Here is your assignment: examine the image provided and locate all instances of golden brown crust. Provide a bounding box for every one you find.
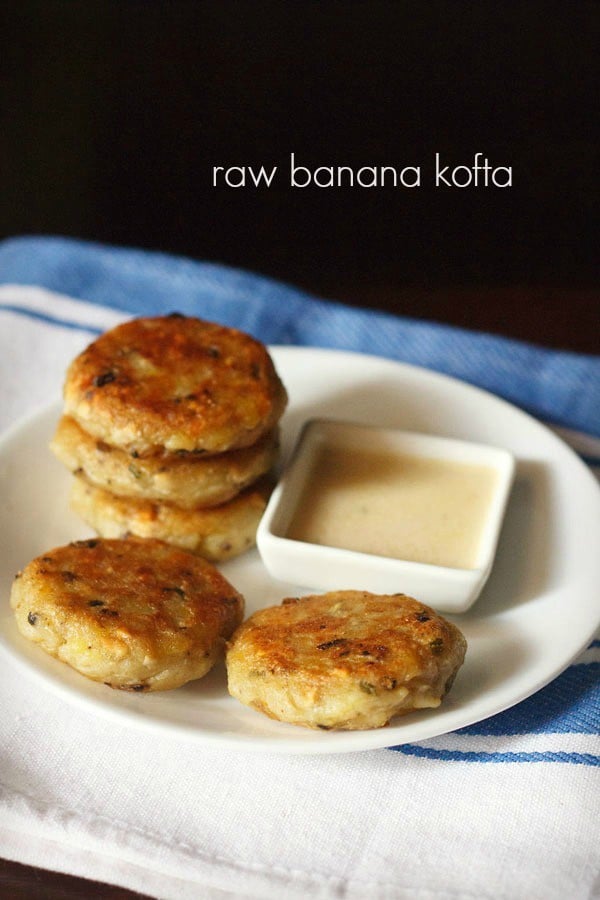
[226,591,467,730]
[69,473,273,562]
[51,415,280,509]
[63,315,287,455]
[11,538,244,691]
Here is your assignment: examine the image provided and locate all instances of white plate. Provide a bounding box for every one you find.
[1,346,599,754]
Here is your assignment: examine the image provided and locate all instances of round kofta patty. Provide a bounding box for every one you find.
[51,415,280,509]
[226,590,467,730]
[11,538,244,691]
[63,314,287,455]
[70,474,273,562]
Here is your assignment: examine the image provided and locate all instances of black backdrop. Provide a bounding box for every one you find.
[1,1,598,348]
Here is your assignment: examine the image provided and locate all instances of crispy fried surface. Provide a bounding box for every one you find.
[226,591,467,730]
[63,315,287,454]
[51,415,280,508]
[70,474,273,562]
[11,538,244,691]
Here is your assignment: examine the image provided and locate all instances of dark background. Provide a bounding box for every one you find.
[1,0,598,351]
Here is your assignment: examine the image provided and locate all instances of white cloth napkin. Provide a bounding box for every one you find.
[1,285,599,900]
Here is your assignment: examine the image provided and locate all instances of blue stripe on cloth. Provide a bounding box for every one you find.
[392,745,600,766]
[455,663,600,736]
[0,236,599,438]
[389,656,600,764]
[0,303,103,335]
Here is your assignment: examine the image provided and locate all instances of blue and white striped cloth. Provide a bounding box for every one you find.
[0,236,598,899]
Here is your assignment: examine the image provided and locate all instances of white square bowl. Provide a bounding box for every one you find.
[257,419,515,613]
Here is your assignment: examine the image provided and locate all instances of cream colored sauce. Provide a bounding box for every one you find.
[287,446,499,569]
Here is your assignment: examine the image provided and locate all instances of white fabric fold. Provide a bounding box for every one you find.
[2,672,598,900]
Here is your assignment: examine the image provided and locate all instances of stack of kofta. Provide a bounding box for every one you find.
[50,314,287,561]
